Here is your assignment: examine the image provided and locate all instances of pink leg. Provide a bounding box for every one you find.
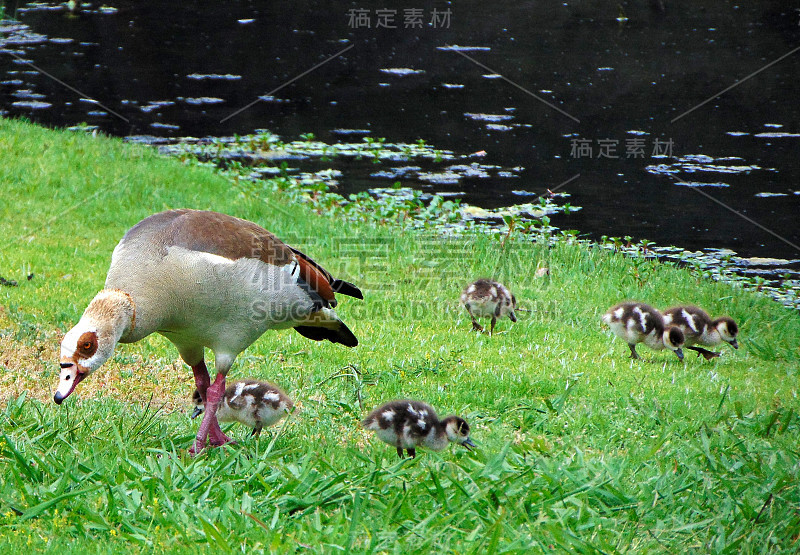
[190,372,234,454]
[192,361,211,402]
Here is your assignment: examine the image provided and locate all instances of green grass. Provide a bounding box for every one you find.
[0,117,799,553]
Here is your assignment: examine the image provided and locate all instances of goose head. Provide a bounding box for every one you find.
[443,416,476,450]
[663,325,685,360]
[55,290,135,404]
[191,389,205,419]
[715,317,739,348]
[505,293,518,323]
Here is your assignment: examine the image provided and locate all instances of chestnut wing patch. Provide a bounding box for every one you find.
[289,247,363,300]
[294,255,336,308]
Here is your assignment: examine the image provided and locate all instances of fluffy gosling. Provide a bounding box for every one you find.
[191,379,292,437]
[602,302,685,360]
[662,306,739,360]
[362,400,475,458]
[460,279,517,335]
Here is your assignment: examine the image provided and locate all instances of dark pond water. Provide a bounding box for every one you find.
[2,1,799,293]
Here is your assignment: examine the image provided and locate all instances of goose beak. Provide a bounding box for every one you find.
[191,407,203,419]
[509,312,518,323]
[54,363,87,404]
[461,438,476,450]
[674,348,684,361]
[729,339,739,349]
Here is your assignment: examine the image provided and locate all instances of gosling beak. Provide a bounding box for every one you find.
[729,339,739,349]
[674,348,684,361]
[191,407,203,419]
[461,438,476,451]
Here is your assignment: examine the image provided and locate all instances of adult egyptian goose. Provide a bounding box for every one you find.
[460,279,517,335]
[662,306,739,360]
[191,379,292,437]
[362,400,475,458]
[602,302,685,360]
[56,209,361,453]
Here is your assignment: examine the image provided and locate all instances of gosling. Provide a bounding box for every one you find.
[191,379,293,437]
[362,400,475,458]
[460,278,517,335]
[602,302,685,360]
[662,306,739,360]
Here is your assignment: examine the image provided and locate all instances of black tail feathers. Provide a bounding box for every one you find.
[331,279,363,300]
[294,321,358,347]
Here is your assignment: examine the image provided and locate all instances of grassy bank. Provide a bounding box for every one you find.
[1,118,799,553]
